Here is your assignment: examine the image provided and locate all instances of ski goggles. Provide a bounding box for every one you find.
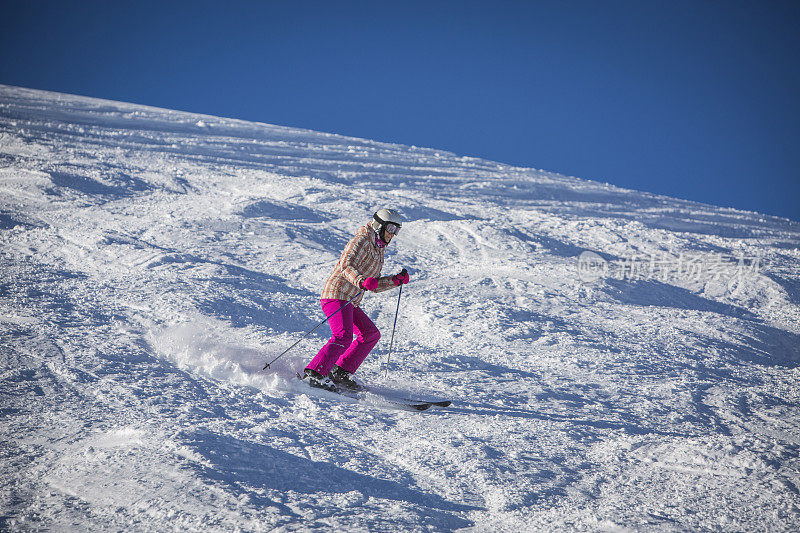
[384,222,401,235]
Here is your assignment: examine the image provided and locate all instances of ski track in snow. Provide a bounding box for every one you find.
[1,84,800,531]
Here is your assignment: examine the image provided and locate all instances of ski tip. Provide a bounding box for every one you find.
[402,399,452,409]
[405,400,454,411]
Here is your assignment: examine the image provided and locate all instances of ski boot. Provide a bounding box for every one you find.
[303,368,338,392]
[328,365,368,392]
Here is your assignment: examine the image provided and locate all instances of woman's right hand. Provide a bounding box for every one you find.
[361,277,379,291]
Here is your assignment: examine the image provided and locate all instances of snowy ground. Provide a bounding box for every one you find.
[1,84,799,531]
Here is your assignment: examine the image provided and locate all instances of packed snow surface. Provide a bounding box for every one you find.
[2,84,800,531]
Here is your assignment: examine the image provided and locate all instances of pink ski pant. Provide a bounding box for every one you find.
[305,299,381,375]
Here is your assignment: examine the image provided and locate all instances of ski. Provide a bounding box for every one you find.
[404,399,452,408]
[295,372,451,412]
[390,400,439,412]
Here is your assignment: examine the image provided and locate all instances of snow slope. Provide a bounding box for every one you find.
[1,84,799,531]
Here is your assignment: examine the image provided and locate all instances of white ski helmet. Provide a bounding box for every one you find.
[371,208,403,242]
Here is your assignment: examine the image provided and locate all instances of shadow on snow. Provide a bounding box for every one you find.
[182,429,478,530]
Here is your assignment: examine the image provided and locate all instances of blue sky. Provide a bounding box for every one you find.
[2,1,798,221]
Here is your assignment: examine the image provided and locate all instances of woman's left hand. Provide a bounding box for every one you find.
[392,268,410,286]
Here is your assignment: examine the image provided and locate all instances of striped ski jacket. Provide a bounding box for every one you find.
[321,223,397,306]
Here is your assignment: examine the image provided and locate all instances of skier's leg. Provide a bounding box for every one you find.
[305,299,354,376]
[335,305,380,373]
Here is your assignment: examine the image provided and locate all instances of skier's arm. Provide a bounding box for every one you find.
[340,233,369,288]
[373,276,396,293]
[374,268,408,293]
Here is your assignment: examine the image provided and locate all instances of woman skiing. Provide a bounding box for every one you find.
[303,208,410,391]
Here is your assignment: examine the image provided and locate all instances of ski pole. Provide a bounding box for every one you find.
[263,291,363,370]
[384,282,403,377]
